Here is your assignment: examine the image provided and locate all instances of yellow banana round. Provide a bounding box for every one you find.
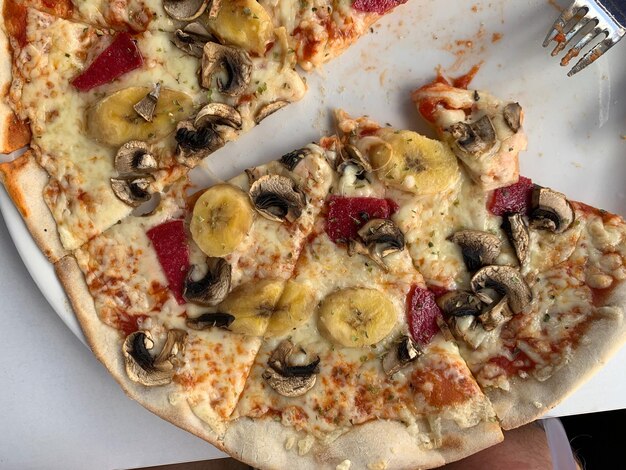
[318,287,397,348]
[191,184,255,257]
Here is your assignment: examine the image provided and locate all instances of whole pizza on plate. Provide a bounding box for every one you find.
[1,1,626,469]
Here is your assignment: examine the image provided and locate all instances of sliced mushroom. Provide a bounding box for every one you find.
[163,0,210,21]
[207,0,221,18]
[279,147,311,171]
[478,296,513,331]
[338,143,373,174]
[449,230,501,272]
[382,335,422,376]
[357,218,405,258]
[449,115,498,156]
[183,257,231,306]
[202,42,252,96]
[175,120,225,167]
[195,102,242,129]
[111,176,154,207]
[133,82,161,122]
[114,141,157,176]
[470,265,532,314]
[185,312,235,330]
[437,290,483,317]
[255,100,289,124]
[347,239,388,271]
[123,329,187,386]
[249,174,306,223]
[502,213,529,266]
[529,186,575,233]
[263,340,319,397]
[503,102,522,133]
[173,22,214,57]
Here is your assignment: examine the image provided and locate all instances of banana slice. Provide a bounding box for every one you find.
[265,281,317,338]
[191,184,255,257]
[369,129,460,195]
[206,0,274,55]
[318,287,397,348]
[87,87,194,147]
[219,279,284,336]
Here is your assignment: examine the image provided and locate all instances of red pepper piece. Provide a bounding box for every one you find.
[71,32,143,91]
[326,196,394,243]
[146,219,189,305]
[352,0,407,14]
[488,176,534,216]
[407,285,442,346]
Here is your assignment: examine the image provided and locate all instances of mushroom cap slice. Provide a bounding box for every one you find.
[337,143,373,175]
[262,368,317,397]
[502,213,529,266]
[173,22,214,57]
[195,102,242,129]
[114,141,157,176]
[249,174,306,223]
[530,186,575,233]
[357,218,405,258]
[437,290,483,317]
[382,335,422,376]
[202,42,252,96]
[449,115,498,156]
[255,100,289,124]
[123,330,188,387]
[263,340,320,397]
[186,312,235,330]
[470,265,532,314]
[449,230,501,272]
[163,0,210,21]
[183,257,231,306]
[111,176,154,207]
[132,82,161,122]
[478,296,513,331]
[279,147,311,171]
[175,120,225,167]
[503,102,523,133]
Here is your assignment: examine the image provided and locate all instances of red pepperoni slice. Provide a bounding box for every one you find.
[146,219,189,305]
[488,176,534,216]
[352,0,407,14]
[325,196,396,243]
[71,32,143,91]
[407,286,442,346]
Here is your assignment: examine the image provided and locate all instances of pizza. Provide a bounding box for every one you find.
[1,1,626,469]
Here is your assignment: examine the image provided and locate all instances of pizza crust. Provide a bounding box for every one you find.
[0,0,32,153]
[54,255,228,452]
[224,414,503,469]
[486,280,626,430]
[0,151,65,262]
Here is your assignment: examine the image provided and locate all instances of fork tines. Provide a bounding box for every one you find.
[543,0,625,76]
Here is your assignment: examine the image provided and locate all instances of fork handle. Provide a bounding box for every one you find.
[598,0,626,29]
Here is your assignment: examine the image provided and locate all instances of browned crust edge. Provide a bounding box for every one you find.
[0,0,32,153]
[54,255,228,452]
[486,279,626,430]
[0,150,65,262]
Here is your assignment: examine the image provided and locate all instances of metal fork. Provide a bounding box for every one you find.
[543,0,625,76]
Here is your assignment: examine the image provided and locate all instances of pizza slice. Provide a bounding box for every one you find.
[411,76,528,191]
[56,144,334,436]
[230,138,502,469]
[0,5,304,256]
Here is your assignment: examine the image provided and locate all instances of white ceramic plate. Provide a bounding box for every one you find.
[1,0,625,417]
